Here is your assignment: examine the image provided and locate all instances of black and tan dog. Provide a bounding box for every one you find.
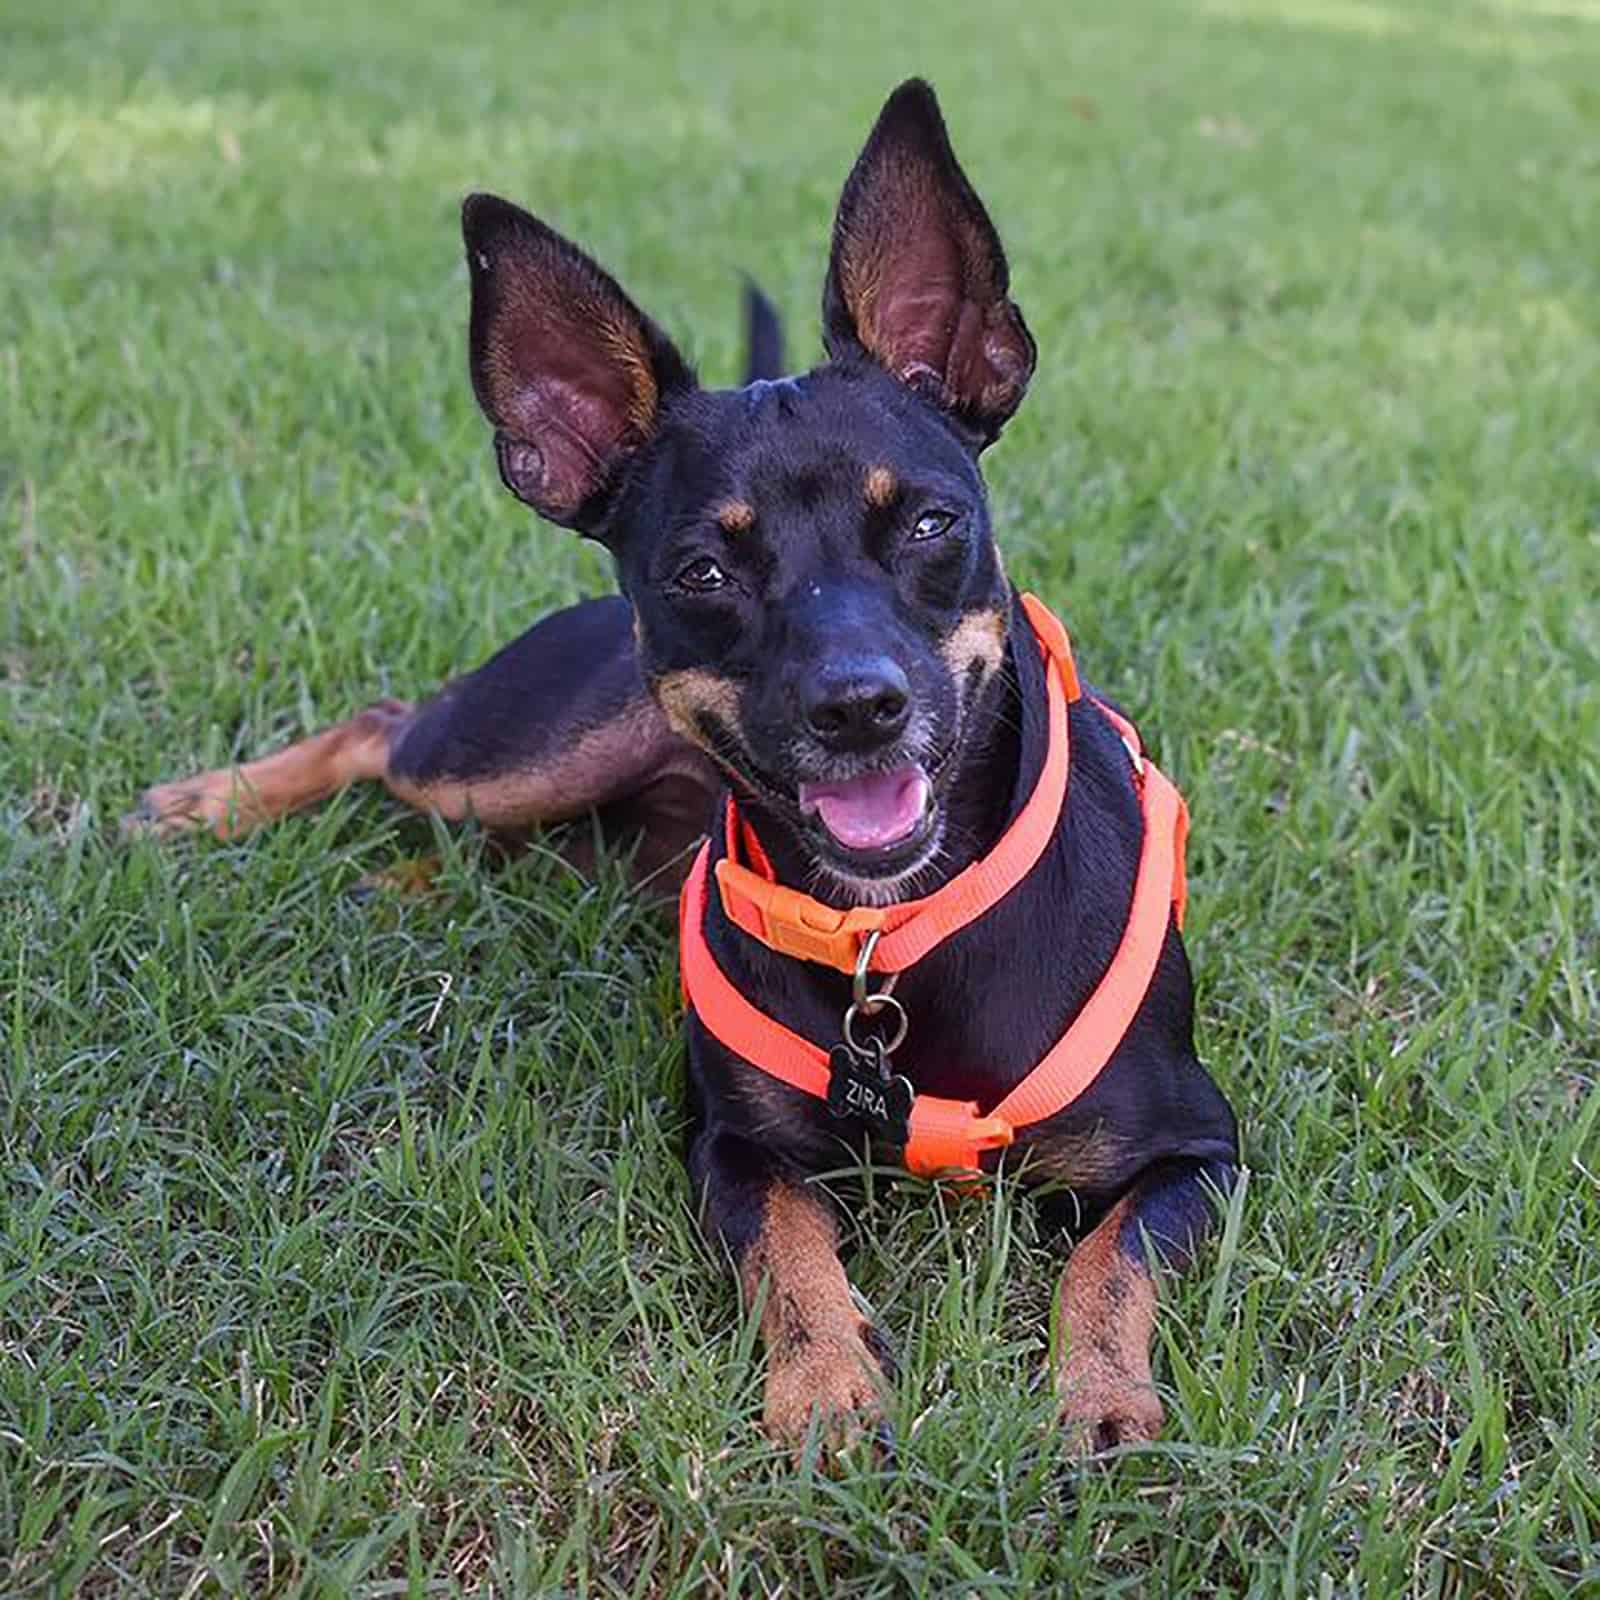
[133,81,1238,1453]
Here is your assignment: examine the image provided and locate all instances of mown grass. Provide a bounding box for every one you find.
[3,0,1598,1593]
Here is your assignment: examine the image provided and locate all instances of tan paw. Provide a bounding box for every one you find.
[762,1321,889,1451]
[1058,1366,1164,1456]
[122,771,253,840]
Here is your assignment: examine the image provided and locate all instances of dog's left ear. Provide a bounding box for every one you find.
[824,79,1035,447]
[463,192,694,536]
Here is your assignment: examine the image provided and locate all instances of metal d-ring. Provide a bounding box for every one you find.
[844,928,908,1055]
[851,928,900,1011]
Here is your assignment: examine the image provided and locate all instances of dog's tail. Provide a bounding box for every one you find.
[742,280,785,384]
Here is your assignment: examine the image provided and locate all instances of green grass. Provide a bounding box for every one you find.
[3,0,1599,1592]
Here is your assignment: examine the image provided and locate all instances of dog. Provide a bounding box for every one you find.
[131,79,1239,1454]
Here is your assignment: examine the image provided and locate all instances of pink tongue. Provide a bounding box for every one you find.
[799,766,930,851]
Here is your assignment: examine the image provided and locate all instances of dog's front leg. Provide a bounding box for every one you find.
[692,1129,890,1448]
[1056,1157,1235,1453]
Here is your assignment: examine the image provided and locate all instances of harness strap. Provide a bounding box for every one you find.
[680,845,1017,1174]
[713,593,1081,975]
[990,759,1185,1128]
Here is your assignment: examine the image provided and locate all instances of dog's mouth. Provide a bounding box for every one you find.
[700,722,950,885]
[798,765,932,854]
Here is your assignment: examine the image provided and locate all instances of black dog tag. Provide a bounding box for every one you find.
[827,1042,914,1146]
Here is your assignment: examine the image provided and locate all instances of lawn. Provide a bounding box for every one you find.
[3,0,1598,1593]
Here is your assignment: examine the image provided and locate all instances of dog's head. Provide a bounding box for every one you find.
[463,80,1034,899]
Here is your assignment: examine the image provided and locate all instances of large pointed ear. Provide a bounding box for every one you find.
[463,193,694,533]
[823,80,1035,446]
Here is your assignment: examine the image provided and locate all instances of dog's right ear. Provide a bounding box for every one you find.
[463,193,694,535]
[824,80,1034,447]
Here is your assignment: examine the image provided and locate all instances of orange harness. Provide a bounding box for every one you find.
[678,595,1190,1178]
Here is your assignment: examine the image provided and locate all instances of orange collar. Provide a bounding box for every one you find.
[678,595,1190,1179]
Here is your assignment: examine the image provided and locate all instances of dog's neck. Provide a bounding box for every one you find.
[731,595,1047,909]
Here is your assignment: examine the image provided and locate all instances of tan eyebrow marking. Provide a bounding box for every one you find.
[715,498,755,533]
[864,466,898,507]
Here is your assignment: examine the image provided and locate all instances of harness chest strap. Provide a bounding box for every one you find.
[677,597,1191,1178]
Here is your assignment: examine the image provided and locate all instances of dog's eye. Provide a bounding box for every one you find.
[676,556,729,593]
[911,509,958,541]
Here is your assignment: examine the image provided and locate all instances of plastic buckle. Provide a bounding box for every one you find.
[750,880,883,971]
[904,1096,1015,1180]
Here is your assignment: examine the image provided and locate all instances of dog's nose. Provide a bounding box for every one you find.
[801,657,912,750]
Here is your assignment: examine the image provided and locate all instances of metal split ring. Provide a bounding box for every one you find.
[842,992,909,1057]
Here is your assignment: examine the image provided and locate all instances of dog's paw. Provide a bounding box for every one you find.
[1058,1367,1164,1457]
[122,771,249,841]
[762,1318,891,1455]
